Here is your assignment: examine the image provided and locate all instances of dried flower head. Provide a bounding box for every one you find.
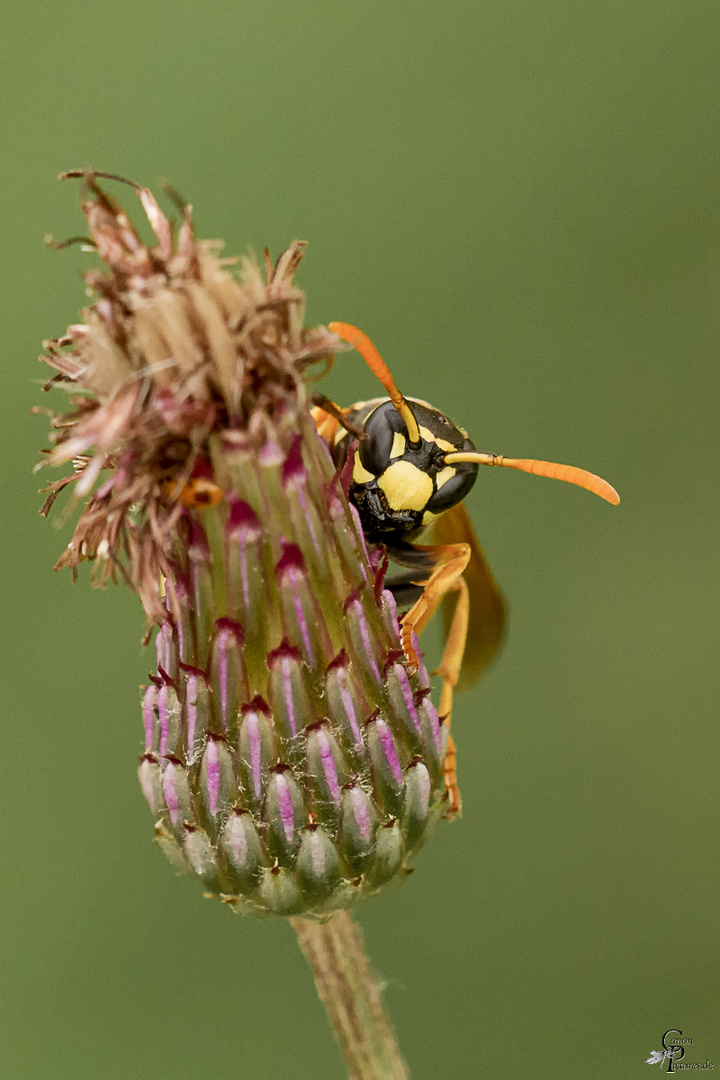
[38,170,448,918]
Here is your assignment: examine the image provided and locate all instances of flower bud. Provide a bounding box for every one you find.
[236,698,277,812]
[182,667,211,765]
[138,753,164,816]
[39,174,454,918]
[264,766,306,865]
[338,784,379,874]
[209,620,248,739]
[162,759,195,838]
[199,737,237,836]
[296,824,345,904]
[366,715,406,818]
[157,681,181,759]
[304,723,348,827]
[218,810,267,893]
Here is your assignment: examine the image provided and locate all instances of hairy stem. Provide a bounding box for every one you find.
[291,911,410,1080]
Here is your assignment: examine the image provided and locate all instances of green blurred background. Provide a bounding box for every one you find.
[1,2,718,1077]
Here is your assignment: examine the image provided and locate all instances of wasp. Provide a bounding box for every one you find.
[175,321,618,817]
[312,322,620,817]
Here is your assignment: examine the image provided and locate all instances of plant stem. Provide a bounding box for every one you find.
[290,911,410,1080]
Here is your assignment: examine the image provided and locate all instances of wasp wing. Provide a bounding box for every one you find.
[429,501,506,691]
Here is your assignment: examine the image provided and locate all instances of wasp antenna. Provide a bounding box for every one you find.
[443,452,620,505]
[329,321,421,445]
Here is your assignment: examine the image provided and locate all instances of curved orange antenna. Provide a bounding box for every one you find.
[443,452,620,505]
[329,321,421,444]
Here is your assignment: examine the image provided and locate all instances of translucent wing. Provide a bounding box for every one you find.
[430,501,506,691]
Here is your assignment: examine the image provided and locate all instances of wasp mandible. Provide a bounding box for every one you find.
[312,322,620,817]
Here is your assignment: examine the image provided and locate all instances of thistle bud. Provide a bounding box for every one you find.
[219,810,267,893]
[162,759,194,837]
[39,172,450,918]
[209,619,247,738]
[236,698,277,812]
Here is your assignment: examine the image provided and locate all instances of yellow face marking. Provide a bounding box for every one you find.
[390,431,406,459]
[377,460,434,511]
[353,457,376,485]
[334,427,347,445]
[422,510,438,527]
[417,424,456,455]
[434,465,457,491]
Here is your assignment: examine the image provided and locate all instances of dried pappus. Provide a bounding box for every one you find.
[38,170,448,919]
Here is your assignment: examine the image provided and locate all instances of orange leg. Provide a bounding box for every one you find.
[310,404,341,444]
[399,544,471,819]
[399,543,471,666]
[310,397,367,446]
[443,731,460,819]
[433,577,470,818]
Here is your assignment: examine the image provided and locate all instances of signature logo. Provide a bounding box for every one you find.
[646,1031,713,1073]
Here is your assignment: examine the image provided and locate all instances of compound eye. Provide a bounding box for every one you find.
[358,401,401,476]
[426,462,479,514]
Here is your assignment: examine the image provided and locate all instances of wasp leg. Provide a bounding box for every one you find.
[432,576,470,819]
[398,542,471,820]
[310,403,342,444]
[399,543,471,668]
[434,575,470,720]
[310,394,366,444]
